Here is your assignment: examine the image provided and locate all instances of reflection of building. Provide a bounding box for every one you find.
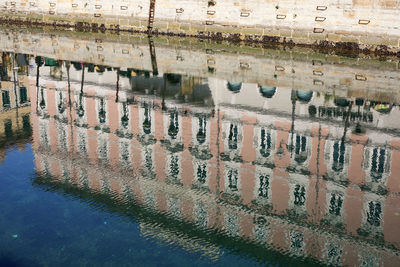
[30,62,400,266]
[2,28,400,104]
[1,52,30,111]
[0,52,32,161]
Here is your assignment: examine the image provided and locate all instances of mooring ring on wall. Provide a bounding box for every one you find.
[313,28,324,33]
[358,19,370,25]
[355,74,367,81]
[316,6,327,11]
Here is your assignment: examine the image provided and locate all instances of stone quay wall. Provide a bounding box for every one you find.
[1,0,400,54]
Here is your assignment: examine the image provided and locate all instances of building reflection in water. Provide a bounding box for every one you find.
[0,52,32,161]
[11,54,400,266]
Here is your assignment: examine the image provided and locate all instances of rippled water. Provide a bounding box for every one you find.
[1,28,400,266]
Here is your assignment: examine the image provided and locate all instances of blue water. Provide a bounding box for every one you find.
[0,145,265,266]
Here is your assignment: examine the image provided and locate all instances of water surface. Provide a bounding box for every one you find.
[0,29,400,266]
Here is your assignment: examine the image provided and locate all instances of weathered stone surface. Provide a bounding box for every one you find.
[0,0,399,53]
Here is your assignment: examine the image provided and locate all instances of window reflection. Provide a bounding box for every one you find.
[22,114,31,135]
[168,197,181,218]
[101,177,111,195]
[227,169,239,192]
[169,154,180,181]
[121,103,129,128]
[4,119,12,138]
[123,185,134,203]
[367,201,381,227]
[228,124,238,150]
[98,98,106,124]
[329,194,343,216]
[290,230,304,255]
[371,148,386,180]
[78,132,87,157]
[168,111,179,139]
[143,103,151,134]
[39,122,49,147]
[196,163,207,184]
[294,135,307,164]
[77,91,85,118]
[258,174,269,198]
[2,90,10,108]
[39,87,46,109]
[294,184,306,206]
[327,243,342,266]
[196,116,207,144]
[225,213,239,237]
[79,170,89,189]
[58,125,67,152]
[144,148,153,172]
[19,87,28,104]
[58,91,65,114]
[332,141,345,172]
[120,141,130,166]
[260,128,271,158]
[98,137,108,161]
[227,82,242,93]
[195,203,208,229]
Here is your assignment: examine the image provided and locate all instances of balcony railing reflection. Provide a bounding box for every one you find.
[17,57,400,266]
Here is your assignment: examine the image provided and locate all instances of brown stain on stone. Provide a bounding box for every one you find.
[378,0,399,8]
[0,15,399,57]
[353,0,373,6]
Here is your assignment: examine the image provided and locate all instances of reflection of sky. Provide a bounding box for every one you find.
[0,145,264,266]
